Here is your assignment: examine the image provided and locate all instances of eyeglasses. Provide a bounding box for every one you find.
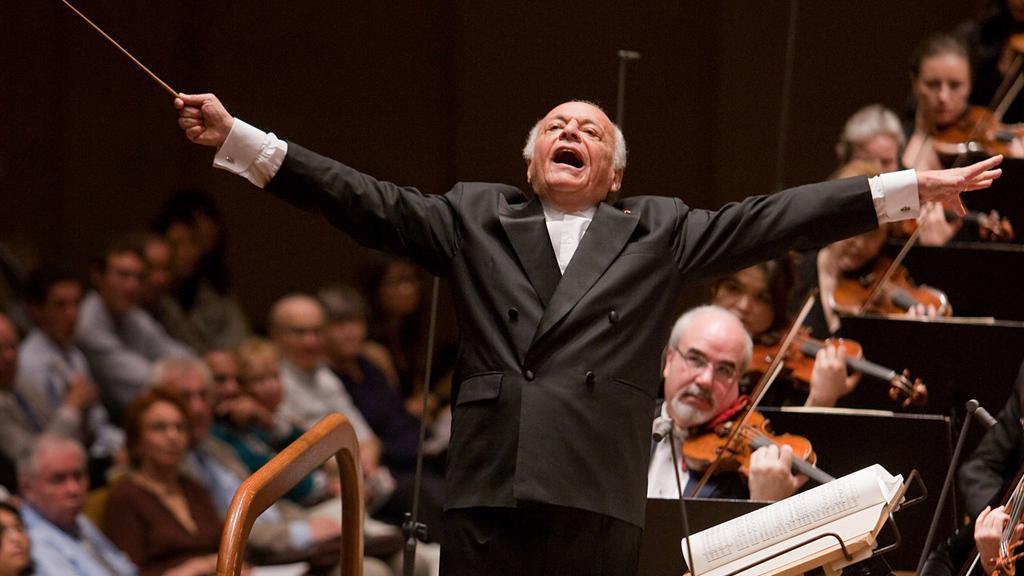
[672,347,738,383]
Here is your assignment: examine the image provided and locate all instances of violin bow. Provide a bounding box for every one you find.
[59,0,178,98]
[689,291,817,497]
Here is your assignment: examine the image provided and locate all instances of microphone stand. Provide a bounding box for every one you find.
[915,399,995,574]
[667,425,698,576]
[403,277,441,576]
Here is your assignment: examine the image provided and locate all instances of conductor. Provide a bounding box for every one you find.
[175,94,1000,576]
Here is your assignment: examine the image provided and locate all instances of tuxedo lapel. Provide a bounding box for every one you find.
[532,203,639,345]
[498,195,562,307]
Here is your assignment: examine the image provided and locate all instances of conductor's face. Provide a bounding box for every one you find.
[527,102,623,212]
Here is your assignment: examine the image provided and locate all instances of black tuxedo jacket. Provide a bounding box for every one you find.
[268,143,878,527]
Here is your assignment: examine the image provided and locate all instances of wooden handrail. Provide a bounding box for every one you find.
[216,413,364,576]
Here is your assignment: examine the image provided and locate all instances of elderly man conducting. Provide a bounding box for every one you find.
[648,305,806,502]
[175,93,1001,576]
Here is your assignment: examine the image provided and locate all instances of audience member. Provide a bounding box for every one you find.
[363,257,425,397]
[151,357,367,567]
[19,434,136,576]
[151,190,250,354]
[75,236,192,417]
[138,234,173,317]
[104,388,220,576]
[648,306,807,502]
[320,285,445,468]
[319,286,447,537]
[207,347,330,506]
[0,501,30,576]
[0,314,35,463]
[268,295,381,470]
[18,268,124,475]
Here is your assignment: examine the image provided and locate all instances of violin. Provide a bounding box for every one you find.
[681,407,834,486]
[830,255,952,317]
[933,105,1024,161]
[960,460,1024,576]
[748,329,927,407]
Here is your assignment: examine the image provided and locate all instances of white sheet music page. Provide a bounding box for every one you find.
[681,464,903,576]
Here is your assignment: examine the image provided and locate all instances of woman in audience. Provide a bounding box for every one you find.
[225,338,331,506]
[363,256,425,397]
[105,388,222,576]
[0,502,30,576]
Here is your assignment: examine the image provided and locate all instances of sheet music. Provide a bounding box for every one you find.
[683,464,902,574]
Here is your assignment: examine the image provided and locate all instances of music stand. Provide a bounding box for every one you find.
[900,242,1024,321]
[639,498,766,576]
[760,407,953,571]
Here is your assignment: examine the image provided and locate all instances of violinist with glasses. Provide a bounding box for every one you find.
[648,306,810,503]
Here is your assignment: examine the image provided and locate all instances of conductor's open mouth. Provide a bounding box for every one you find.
[553,148,584,168]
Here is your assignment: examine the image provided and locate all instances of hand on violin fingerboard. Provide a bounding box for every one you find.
[805,344,859,408]
[976,505,1023,575]
[747,444,808,502]
[916,155,1003,217]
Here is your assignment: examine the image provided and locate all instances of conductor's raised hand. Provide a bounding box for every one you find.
[916,155,1003,217]
[174,93,234,148]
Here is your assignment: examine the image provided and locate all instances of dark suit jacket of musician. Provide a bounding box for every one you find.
[266,142,879,528]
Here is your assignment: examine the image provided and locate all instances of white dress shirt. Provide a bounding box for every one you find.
[647,403,689,498]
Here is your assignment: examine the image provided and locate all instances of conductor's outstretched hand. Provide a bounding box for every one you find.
[175,93,234,148]
[916,155,1004,217]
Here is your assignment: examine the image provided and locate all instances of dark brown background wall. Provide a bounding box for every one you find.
[0,0,985,328]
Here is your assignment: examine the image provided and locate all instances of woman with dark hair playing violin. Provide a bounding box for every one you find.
[904,33,1024,172]
[709,256,858,409]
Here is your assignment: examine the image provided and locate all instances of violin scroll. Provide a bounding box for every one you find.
[888,370,928,407]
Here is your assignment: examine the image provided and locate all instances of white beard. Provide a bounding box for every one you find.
[667,385,715,429]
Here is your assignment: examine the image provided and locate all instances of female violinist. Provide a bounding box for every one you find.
[710,257,858,409]
[904,33,1024,172]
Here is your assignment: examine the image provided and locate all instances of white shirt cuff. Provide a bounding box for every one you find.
[213,117,288,188]
[869,169,919,224]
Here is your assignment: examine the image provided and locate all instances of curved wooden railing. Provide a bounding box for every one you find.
[215,413,364,576]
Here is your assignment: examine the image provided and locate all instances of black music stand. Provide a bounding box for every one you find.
[962,156,1024,238]
[759,407,952,571]
[900,242,1024,321]
[835,315,1024,419]
[638,498,766,576]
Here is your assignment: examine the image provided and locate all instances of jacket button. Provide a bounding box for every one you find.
[525,370,535,381]
[608,310,619,324]
[585,371,596,385]
[508,307,519,321]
